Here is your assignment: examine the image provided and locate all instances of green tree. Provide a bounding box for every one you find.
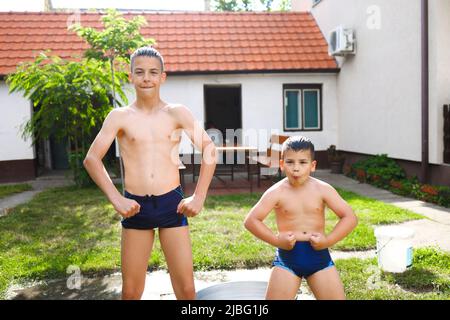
[213,0,275,11]
[260,0,274,11]
[241,0,253,11]
[7,9,154,187]
[7,53,129,186]
[214,0,239,11]
[278,0,291,11]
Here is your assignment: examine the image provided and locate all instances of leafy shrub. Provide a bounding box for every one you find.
[352,154,406,187]
[69,152,94,188]
[350,155,449,208]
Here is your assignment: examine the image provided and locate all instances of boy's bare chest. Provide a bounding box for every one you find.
[121,113,180,145]
[276,191,324,218]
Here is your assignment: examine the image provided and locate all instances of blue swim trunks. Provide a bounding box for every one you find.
[272,241,335,278]
[121,185,188,230]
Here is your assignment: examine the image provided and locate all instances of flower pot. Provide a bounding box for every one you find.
[343,164,352,176]
[330,161,344,174]
[355,168,366,182]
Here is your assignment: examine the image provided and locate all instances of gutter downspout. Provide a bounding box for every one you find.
[421,0,429,183]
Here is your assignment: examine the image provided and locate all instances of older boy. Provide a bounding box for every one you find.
[83,47,216,300]
[244,136,357,300]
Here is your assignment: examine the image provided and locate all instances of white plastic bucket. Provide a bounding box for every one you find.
[374,226,415,273]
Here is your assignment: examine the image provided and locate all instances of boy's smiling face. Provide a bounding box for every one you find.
[130,56,166,97]
[280,149,317,186]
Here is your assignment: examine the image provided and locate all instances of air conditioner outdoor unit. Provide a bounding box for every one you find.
[329,26,356,56]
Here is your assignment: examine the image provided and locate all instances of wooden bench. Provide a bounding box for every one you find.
[249,134,290,187]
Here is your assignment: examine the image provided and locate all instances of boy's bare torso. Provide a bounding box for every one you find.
[117,103,181,196]
[273,177,326,241]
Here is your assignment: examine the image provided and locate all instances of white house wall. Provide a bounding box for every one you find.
[429,0,450,165]
[0,81,34,161]
[312,0,424,162]
[122,72,338,155]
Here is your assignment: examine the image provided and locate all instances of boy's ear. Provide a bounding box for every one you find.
[161,71,167,82]
[279,159,285,172]
[311,160,317,172]
[128,66,135,82]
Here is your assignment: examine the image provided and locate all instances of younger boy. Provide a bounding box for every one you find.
[244,136,357,300]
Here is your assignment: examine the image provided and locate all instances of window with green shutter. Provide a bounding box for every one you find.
[285,90,300,129]
[283,85,322,131]
[303,90,320,129]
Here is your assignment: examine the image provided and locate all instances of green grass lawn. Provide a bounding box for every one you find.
[337,247,450,299]
[0,183,33,199]
[328,188,424,250]
[0,185,426,299]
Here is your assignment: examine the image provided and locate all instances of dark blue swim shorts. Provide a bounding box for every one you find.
[272,241,335,278]
[121,185,188,230]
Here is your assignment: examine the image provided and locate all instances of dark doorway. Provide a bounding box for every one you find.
[204,85,242,143]
[50,135,69,170]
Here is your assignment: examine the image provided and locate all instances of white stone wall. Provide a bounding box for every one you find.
[312,0,425,162]
[429,0,450,165]
[0,81,34,161]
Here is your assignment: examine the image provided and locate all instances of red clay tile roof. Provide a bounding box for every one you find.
[0,11,338,75]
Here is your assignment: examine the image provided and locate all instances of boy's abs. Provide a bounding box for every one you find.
[124,166,181,196]
[292,230,324,241]
[119,136,182,196]
[276,209,326,241]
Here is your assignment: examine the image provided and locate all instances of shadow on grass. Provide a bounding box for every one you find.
[11,275,121,300]
[385,268,449,294]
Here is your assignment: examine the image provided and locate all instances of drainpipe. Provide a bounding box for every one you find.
[420,0,429,183]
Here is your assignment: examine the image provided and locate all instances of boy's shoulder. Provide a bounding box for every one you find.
[109,105,133,116]
[165,103,189,114]
[164,103,196,123]
[103,106,129,123]
[310,176,330,186]
[309,176,334,191]
[308,177,340,200]
[263,178,289,196]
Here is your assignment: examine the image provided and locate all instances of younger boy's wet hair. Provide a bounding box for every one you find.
[281,136,315,160]
[130,46,165,73]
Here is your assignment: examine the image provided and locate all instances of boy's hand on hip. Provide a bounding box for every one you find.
[277,231,296,250]
[309,232,329,250]
[113,197,141,218]
[177,195,204,217]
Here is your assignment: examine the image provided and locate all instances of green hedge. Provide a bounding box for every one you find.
[346,154,450,208]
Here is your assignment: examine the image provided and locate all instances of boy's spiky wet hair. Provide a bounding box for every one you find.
[281,136,315,160]
[130,46,165,72]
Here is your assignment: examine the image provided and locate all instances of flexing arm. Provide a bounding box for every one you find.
[310,184,358,250]
[244,189,296,250]
[172,105,217,217]
[83,109,140,218]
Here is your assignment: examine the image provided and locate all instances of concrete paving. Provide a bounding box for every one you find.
[2,169,450,300]
[0,171,74,216]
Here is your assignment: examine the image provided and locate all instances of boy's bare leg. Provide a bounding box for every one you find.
[159,226,196,300]
[121,228,155,300]
[306,266,346,300]
[265,267,301,300]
